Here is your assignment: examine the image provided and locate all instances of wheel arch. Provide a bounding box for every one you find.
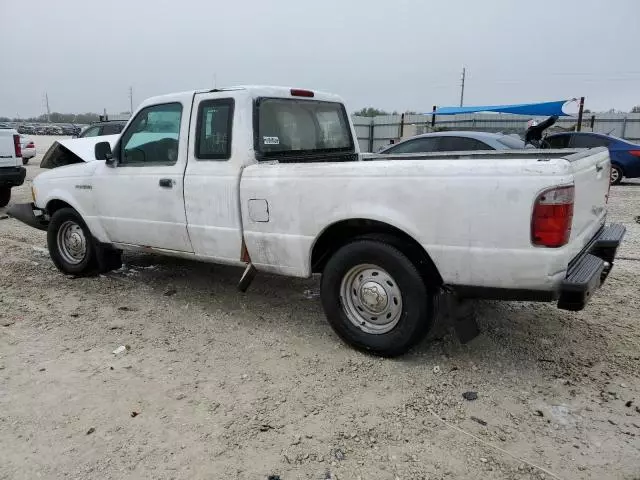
[310,218,443,287]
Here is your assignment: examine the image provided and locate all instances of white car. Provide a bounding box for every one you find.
[20,136,36,165]
[8,86,625,356]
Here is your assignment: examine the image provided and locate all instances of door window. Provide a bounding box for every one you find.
[438,136,492,151]
[196,99,234,160]
[119,103,182,166]
[102,123,124,135]
[386,137,439,154]
[80,126,101,138]
[570,134,609,148]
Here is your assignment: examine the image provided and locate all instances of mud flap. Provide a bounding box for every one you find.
[451,295,480,344]
[238,264,257,292]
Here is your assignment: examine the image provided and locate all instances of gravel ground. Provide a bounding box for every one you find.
[1,137,639,480]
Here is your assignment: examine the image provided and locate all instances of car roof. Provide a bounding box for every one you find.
[400,131,514,141]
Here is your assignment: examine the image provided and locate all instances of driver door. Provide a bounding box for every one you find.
[93,97,193,252]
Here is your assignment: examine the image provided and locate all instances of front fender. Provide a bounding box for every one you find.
[38,189,111,244]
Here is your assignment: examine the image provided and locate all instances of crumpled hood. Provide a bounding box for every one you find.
[40,135,119,169]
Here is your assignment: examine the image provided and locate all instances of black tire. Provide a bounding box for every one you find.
[22,158,29,165]
[0,187,10,208]
[47,207,98,276]
[610,164,623,185]
[320,239,436,357]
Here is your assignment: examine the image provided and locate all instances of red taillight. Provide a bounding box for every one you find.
[290,88,314,98]
[13,134,22,158]
[26,141,35,148]
[532,185,574,248]
[629,150,640,157]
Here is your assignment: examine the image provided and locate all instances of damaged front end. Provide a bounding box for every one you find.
[7,203,49,231]
[40,135,119,169]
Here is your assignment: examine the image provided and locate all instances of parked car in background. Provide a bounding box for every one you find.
[378,131,525,154]
[0,127,26,207]
[0,123,11,129]
[544,132,640,185]
[34,125,48,135]
[19,136,36,164]
[77,120,127,138]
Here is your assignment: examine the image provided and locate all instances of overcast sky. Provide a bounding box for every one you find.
[1,0,639,117]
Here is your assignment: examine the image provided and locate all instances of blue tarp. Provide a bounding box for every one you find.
[429,100,572,117]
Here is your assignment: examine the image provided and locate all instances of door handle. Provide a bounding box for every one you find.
[159,178,173,188]
[595,165,604,172]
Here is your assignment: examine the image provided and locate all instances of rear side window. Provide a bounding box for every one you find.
[386,137,439,154]
[196,99,234,160]
[438,136,492,151]
[545,135,571,148]
[570,135,609,148]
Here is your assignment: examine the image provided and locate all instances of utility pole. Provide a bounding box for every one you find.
[129,86,133,114]
[459,67,466,107]
[45,92,51,122]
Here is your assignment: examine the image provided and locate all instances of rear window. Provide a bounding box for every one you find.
[496,135,525,149]
[256,98,353,157]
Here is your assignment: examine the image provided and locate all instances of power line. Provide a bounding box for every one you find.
[459,67,466,107]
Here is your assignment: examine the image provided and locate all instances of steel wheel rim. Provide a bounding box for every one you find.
[611,167,620,184]
[339,264,403,334]
[57,220,87,265]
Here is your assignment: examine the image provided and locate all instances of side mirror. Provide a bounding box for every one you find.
[95,141,114,164]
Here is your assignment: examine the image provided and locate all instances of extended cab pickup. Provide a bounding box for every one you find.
[8,86,625,356]
[0,127,26,207]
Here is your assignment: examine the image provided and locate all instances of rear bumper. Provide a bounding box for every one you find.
[557,223,625,311]
[0,166,26,187]
[6,202,49,231]
[452,223,625,311]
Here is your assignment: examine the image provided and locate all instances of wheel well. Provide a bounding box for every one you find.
[612,162,624,174]
[46,199,73,216]
[311,219,443,286]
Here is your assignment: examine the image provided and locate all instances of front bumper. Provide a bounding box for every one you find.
[6,202,49,231]
[0,166,26,187]
[557,223,626,311]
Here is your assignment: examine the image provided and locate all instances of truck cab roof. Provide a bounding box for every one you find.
[142,86,345,108]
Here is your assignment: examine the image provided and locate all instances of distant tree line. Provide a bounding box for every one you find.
[353,107,418,117]
[0,111,131,124]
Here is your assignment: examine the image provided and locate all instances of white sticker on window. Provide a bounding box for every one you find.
[263,136,280,145]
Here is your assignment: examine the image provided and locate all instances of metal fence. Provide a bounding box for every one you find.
[353,113,640,153]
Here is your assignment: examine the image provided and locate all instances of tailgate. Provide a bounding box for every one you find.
[565,148,610,244]
[0,130,18,168]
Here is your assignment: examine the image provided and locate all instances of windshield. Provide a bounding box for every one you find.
[256,98,353,156]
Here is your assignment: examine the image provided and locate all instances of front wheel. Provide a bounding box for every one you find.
[0,187,10,208]
[610,164,623,185]
[47,208,98,275]
[320,239,436,357]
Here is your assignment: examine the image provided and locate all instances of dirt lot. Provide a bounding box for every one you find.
[1,136,639,480]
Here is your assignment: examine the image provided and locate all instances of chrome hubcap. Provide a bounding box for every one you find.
[57,220,87,265]
[340,264,403,334]
[611,167,619,183]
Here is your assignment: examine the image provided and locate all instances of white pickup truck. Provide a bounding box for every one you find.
[8,86,625,356]
[0,127,26,207]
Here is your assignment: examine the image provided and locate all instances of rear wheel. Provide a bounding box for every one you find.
[610,164,623,185]
[0,187,11,208]
[320,239,436,357]
[22,158,29,165]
